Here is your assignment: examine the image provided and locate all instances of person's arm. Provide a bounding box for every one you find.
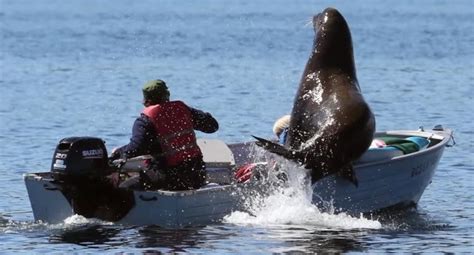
[188,107,219,133]
[111,115,156,159]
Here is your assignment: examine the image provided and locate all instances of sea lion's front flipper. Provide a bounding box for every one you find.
[252,135,297,160]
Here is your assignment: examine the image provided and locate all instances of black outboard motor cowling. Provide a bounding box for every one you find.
[51,137,109,179]
[49,137,135,222]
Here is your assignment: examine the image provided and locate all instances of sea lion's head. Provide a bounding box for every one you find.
[311,8,355,76]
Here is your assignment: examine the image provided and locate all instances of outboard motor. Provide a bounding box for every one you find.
[51,137,109,180]
[49,137,135,221]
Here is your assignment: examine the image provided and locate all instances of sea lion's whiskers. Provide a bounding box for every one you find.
[304,17,313,27]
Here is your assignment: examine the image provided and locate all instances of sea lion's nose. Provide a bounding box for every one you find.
[313,13,322,30]
[313,14,320,25]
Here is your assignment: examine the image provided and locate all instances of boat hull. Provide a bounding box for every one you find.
[312,141,446,214]
[24,173,241,227]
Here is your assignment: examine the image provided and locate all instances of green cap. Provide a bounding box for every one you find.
[142,79,170,103]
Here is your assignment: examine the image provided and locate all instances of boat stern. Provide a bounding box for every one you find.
[24,173,74,223]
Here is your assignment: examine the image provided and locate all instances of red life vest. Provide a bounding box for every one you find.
[142,101,202,167]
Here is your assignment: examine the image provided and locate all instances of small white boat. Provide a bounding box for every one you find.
[24,126,453,227]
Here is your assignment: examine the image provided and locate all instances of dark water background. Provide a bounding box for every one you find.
[1,0,473,253]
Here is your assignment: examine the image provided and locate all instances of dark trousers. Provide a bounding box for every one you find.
[119,157,206,191]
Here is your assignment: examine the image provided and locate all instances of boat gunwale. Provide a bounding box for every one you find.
[227,128,453,167]
[23,172,240,197]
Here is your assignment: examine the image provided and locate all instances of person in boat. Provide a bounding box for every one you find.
[273,115,291,144]
[111,79,219,190]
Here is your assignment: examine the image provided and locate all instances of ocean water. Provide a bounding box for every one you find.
[1,0,473,253]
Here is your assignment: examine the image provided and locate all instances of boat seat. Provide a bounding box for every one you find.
[197,139,236,168]
[197,139,236,184]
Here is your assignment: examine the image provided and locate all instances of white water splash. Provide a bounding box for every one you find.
[302,72,324,105]
[302,112,336,150]
[225,149,381,230]
[0,214,113,234]
[64,214,93,225]
[62,214,113,227]
[224,196,381,230]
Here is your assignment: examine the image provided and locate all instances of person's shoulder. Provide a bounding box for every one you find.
[171,100,187,105]
[137,113,154,126]
[170,100,193,110]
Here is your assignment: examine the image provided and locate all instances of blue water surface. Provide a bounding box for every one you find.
[1,0,473,253]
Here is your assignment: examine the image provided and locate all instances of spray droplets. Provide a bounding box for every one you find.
[224,147,381,230]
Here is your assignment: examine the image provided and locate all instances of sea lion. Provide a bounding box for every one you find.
[253,7,375,186]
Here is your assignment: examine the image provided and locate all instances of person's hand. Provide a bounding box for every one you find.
[109,147,121,160]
